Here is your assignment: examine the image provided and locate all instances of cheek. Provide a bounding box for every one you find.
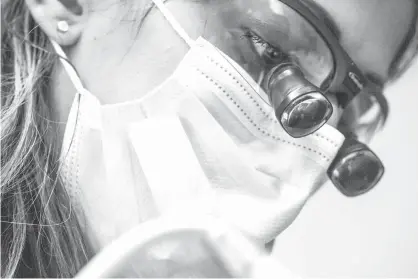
[69,0,255,105]
[67,2,193,105]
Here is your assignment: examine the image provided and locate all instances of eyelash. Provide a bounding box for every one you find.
[241,30,287,62]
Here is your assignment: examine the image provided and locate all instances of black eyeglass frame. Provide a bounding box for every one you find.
[277,0,381,110]
[277,0,392,197]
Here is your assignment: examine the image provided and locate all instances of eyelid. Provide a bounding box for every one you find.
[242,30,269,46]
[249,31,284,49]
[243,27,312,61]
[242,30,284,54]
[244,31,293,66]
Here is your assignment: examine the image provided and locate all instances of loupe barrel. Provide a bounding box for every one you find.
[267,64,333,138]
[327,138,384,197]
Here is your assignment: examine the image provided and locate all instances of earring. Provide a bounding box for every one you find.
[57,20,69,33]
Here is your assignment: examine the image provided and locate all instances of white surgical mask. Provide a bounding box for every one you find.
[54,0,345,252]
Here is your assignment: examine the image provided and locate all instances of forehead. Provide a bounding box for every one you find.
[312,0,415,79]
[160,0,415,80]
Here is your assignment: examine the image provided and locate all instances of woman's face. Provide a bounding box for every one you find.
[50,0,415,126]
[34,0,415,243]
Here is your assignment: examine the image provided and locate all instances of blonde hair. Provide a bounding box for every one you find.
[1,0,161,276]
[1,0,91,277]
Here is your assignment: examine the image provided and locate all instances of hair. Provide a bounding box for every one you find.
[1,0,92,277]
[0,0,159,277]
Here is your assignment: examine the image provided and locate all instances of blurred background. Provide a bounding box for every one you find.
[272,60,418,277]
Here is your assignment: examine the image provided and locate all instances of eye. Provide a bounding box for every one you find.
[245,31,287,64]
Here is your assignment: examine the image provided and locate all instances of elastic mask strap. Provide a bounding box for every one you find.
[50,40,86,95]
[152,0,195,47]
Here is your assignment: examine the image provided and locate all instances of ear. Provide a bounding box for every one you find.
[25,0,87,46]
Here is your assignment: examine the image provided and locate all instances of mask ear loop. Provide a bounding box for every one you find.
[50,40,87,95]
[152,0,195,47]
[49,40,86,219]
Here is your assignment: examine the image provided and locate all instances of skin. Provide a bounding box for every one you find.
[26,0,415,241]
[41,0,415,136]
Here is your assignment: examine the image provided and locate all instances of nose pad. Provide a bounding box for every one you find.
[327,138,384,197]
[265,64,333,138]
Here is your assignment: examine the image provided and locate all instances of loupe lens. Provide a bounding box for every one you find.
[268,65,333,138]
[328,141,384,197]
[281,92,333,137]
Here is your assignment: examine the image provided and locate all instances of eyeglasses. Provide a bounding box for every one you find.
[197,0,414,196]
[195,0,354,136]
[262,0,376,138]
[257,0,388,196]
[203,0,383,138]
[274,0,390,196]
